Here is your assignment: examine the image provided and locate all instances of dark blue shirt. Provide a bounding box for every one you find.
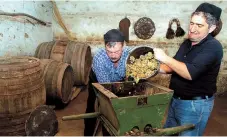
[92,46,130,83]
[170,34,223,97]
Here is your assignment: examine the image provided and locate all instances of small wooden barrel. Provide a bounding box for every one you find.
[0,56,46,136]
[63,41,92,85]
[34,41,55,59]
[50,40,68,62]
[40,59,74,105]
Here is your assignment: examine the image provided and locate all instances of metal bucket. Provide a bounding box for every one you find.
[126,46,160,80]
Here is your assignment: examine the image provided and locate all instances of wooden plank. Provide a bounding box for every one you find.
[71,86,85,101]
[92,83,118,99]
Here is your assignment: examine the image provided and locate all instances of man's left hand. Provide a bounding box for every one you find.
[153,48,168,63]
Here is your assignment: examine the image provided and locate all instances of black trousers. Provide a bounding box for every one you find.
[83,70,110,136]
[84,70,98,136]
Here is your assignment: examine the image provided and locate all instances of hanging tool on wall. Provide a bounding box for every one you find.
[166,19,175,39]
[0,12,50,26]
[119,17,131,42]
[166,18,185,39]
[51,0,76,41]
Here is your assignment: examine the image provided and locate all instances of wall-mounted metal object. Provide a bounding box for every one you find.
[119,17,131,42]
[134,17,156,40]
[166,18,185,39]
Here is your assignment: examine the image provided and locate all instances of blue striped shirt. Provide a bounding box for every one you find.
[92,46,130,83]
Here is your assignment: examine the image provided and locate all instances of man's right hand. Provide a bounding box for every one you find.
[153,48,168,63]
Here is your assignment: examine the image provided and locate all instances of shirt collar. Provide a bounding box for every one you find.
[186,33,213,47]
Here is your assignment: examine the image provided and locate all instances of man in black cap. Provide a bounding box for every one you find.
[84,29,130,135]
[154,2,223,136]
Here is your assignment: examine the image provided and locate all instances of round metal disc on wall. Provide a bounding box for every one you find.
[134,17,156,40]
[25,105,58,136]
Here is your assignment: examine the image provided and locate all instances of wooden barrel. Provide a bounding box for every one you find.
[63,41,92,85]
[50,40,68,62]
[0,56,46,136]
[40,59,74,105]
[34,41,55,59]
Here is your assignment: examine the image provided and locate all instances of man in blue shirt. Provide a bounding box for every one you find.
[154,3,223,136]
[84,29,130,135]
[92,29,130,82]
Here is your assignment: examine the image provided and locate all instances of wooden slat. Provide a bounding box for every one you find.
[71,86,84,101]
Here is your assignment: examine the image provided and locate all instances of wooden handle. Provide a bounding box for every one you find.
[62,112,100,121]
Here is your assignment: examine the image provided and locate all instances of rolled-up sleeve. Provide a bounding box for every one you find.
[186,44,220,80]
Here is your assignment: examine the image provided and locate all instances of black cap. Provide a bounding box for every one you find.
[195,2,222,21]
[104,29,125,42]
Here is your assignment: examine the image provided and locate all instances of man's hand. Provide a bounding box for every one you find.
[153,48,168,63]
[153,48,192,80]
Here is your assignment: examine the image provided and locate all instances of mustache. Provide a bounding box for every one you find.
[111,57,117,60]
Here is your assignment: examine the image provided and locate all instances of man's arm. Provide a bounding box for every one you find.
[159,63,173,74]
[92,58,111,83]
[92,61,111,83]
[93,68,111,83]
[163,56,192,80]
[154,48,192,80]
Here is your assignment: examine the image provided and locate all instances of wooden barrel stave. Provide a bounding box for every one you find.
[71,43,92,85]
[0,122,27,136]
[82,45,92,84]
[0,79,45,115]
[43,60,59,99]
[35,41,55,59]
[0,68,42,87]
[56,63,74,103]
[63,41,82,64]
[50,40,68,62]
[0,112,30,126]
[72,43,84,85]
[37,43,49,59]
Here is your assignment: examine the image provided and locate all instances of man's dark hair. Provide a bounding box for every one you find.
[191,12,217,28]
[104,29,125,46]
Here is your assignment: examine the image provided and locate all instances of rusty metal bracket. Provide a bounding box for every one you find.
[137,96,148,106]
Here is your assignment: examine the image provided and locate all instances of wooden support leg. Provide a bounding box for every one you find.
[93,118,102,136]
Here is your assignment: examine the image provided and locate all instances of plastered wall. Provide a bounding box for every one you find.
[0,0,53,56]
[52,1,227,69]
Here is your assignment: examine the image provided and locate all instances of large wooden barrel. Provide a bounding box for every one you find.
[0,56,46,136]
[50,40,68,62]
[63,41,92,85]
[34,41,55,59]
[40,59,74,105]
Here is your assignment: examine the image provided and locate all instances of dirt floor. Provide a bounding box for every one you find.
[55,89,227,136]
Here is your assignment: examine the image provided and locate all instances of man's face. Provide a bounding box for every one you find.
[188,14,210,43]
[105,42,123,63]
